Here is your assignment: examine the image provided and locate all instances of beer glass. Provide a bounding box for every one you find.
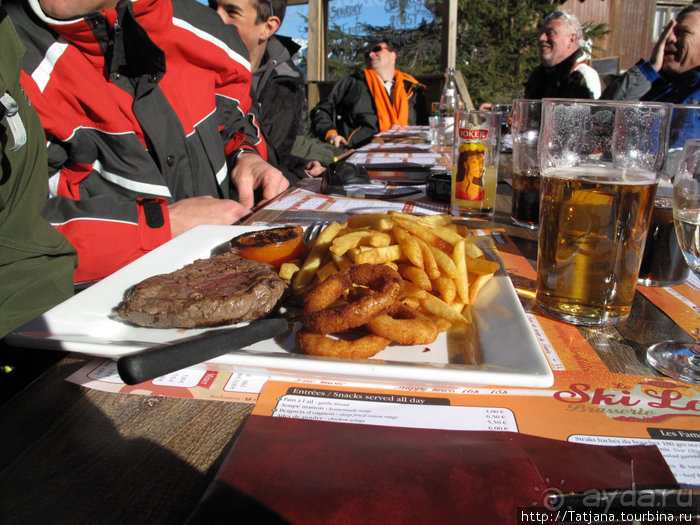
[647,139,700,384]
[536,99,672,326]
[451,110,502,218]
[510,99,542,228]
[638,105,698,286]
[664,104,700,179]
[491,103,513,137]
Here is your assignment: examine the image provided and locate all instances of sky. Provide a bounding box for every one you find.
[280,1,436,42]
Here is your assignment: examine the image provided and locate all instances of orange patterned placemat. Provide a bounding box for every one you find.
[637,275,700,337]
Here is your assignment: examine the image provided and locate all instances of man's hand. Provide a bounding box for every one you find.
[327,133,348,148]
[167,196,250,238]
[650,19,676,71]
[304,160,326,177]
[230,152,289,209]
[479,102,493,111]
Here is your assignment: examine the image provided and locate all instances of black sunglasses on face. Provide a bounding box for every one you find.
[365,44,388,57]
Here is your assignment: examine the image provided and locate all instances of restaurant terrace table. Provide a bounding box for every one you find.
[0,161,697,524]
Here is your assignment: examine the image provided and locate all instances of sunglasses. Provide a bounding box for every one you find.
[266,0,274,18]
[365,44,389,57]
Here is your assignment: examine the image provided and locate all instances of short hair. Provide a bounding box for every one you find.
[541,10,584,48]
[209,0,288,24]
[678,5,700,17]
[253,0,287,24]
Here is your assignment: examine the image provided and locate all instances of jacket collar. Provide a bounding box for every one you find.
[543,48,583,75]
[258,35,299,75]
[27,0,166,79]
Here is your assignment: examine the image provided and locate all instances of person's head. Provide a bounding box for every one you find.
[365,39,397,75]
[35,0,118,20]
[536,10,583,68]
[661,5,700,76]
[208,0,286,53]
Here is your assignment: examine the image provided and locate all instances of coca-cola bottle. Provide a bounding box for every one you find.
[438,67,462,147]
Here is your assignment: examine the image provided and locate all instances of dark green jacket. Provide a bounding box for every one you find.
[0,4,77,338]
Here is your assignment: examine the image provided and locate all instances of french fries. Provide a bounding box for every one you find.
[330,231,372,255]
[452,239,470,304]
[428,245,458,278]
[398,264,432,291]
[353,245,402,265]
[279,261,300,280]
[392,226,423,269]
[431,276,457,304]
[285,213,498,330]
[292,221,342,293]
[393,216,453,253]
[412,237,439,280]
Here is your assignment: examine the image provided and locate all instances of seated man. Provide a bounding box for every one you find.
[523,10,601,100]
[209,0,324,179]
[6,0,289,283]
[602,5,700,105]
[310,39,428,149]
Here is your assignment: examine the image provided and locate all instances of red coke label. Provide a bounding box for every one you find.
[459,128,488,140]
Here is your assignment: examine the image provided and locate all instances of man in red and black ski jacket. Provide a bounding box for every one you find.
[6,0,288,283]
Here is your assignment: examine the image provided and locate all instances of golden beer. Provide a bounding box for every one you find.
[536,167,657,325]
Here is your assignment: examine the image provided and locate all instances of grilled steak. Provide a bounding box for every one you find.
[118,252,285,328]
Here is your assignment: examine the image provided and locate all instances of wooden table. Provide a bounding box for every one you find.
[0,178,692,524]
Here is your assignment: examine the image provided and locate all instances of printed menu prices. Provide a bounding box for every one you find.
[272,388,518,432]
[254,375,700,488]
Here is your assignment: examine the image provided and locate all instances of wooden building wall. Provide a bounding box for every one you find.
[561,0,657,72]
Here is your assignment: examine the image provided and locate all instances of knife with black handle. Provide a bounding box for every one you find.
[116,317,289,385]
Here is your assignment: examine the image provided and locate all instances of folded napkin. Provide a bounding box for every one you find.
[187,415,678,525]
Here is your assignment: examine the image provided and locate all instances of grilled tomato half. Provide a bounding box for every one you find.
[231,226,305,269]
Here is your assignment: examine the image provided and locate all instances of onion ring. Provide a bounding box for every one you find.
[366,304,439,345]
[296,329,390,359]
[302,264,403,334]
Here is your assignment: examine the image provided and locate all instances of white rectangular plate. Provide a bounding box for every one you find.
[9,225,553,387]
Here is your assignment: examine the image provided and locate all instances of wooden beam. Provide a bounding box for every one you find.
[306,0,325,82]
[441,0,458,70]
[306,0,326,109]
[455,70,474,110]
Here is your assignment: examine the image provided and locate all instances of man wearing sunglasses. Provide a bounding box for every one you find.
[310,39,428,148]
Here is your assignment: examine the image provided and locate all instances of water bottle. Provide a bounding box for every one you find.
[438,67,461,147]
